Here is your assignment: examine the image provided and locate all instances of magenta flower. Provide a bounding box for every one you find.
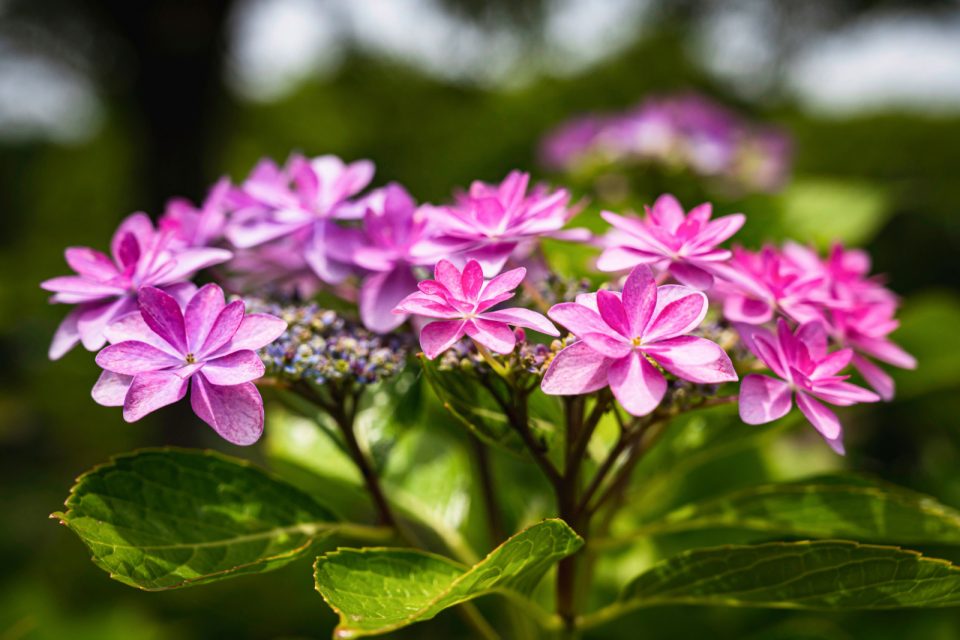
[412,171,585,276]
[41,213,232,359]
[713,246,825,325]
[737,319,880,454]
[394,259,558,359]
[541,265,737,416]
[597,194,744,289]
[225,155,373,284]
[92,284,286,445]
[160,177,231,249]
[352,184,430,333]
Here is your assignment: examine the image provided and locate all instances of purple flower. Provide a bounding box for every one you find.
[541,264,737,416]
[412,171,585,276]
[394,259,558,359]
[738,319,880,454]
[597,194,744,289]
[225,155,373,284]
[160,177,231,249]
[352,184,430,333]
[92,284,287,445]
[41,213,232,359]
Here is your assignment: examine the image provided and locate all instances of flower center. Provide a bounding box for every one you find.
[631,336,643,348]
[185,352,196,364]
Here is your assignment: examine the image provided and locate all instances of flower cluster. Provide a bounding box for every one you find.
[244,298,410,386]
[539,93,792,193]
[43,149,910,454]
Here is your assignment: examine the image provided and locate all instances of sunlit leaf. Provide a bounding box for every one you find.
[313,519,583,638]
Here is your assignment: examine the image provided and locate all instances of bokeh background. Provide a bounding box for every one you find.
[2,1,960,638]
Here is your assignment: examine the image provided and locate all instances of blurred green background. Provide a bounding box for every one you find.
[2,1,960,638]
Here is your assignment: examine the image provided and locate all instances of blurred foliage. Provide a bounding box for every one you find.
[2,1,960,639]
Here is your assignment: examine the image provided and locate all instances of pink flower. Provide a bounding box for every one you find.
[92,284,287,445]
[41,213,232,359]
[225,155,373,284]
[712,245,825,325]
[394,259,558,359]
[597,194,744,289]
[412,171,585,276]
[159,177,231,249]
[541,264,737,416]
[781,242,915,400]
[352,184,430,333]
[737,319,880,454]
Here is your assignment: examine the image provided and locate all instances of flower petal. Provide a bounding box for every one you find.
[460,260,484,301]
[796,392,845,454]
[852,353,895,402]
[621,264,658,336]
[185,283,226,353]
[190,375,264,446]
[597,290,630,337]
[541,341,612,395]
[581,332,632,359]
[221,313,288,352]
[49,307,82,360]
[394,292,460,318]
[123,371,189,422]
[596,246,661,272]
[419,320,466,359]
[723,295,773,324]
[738,374,793,425]
[644,336,738,383]
[608,352,666,416]
[649,194,685,233]
[479,308,558,336]
[361,267,418,333]
[77,297,138,351]
[201,350,265,385]
[480,266,526,300]
[65,247,118,280]
[464,318,516,354]
[138,286,187,353]
[199,300,245,357]
[96,340,182,375]
[643,287,707,342]
[434,260,464,299]
[91,371,133,406]
[668,262,714,290]
[548,302,611,338]
[155,247,233,284]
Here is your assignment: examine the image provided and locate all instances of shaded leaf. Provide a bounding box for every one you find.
[587,541,960,628]
[314,519,583,637]
[601,475,960,548]
[53,448,388,590]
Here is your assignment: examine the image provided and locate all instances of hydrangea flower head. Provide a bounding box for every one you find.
[41,213,232,359]
[352,184,430,333]
[713,245,825,325]
[225,154,373,284]
[598,194,744,289]
[413,171,584,276]
[92,284,286,445]
[737,319,880,454]
[394,259,558,359]
[542,264,737,416]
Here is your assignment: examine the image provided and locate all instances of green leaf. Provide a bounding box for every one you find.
[600,475,960,549]
[53,448,390,590]
[585,541,960,629]
[605,541,960,617]
[418,354,528,455]
[314,519,583,637]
